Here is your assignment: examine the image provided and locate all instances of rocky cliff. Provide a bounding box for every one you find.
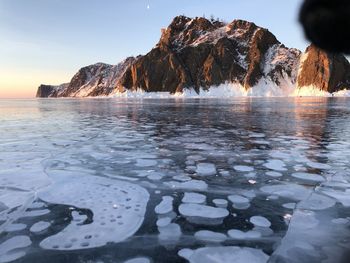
[296,44,350,93]
[37,16,350,97]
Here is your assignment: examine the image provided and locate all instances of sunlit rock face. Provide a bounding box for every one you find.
[36,57,136,98]
[119,16,301,93]
[296,44,350,93]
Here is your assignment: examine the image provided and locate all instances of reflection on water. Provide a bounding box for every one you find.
[0,98,350,263]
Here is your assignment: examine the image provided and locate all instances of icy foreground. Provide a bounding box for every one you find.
[1,98,350,263]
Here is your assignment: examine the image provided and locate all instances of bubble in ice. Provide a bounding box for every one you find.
[263,159,287,171]
[21,209,50,218]
[178,246,269,263]
[37,176,149,250]
[228,195,250,209]
[196,163,216,176]
[250,216,271,228]
[155,196,174,215]
[291,172,325,183]
[158,223,181,241]
[135,159,157,167]
[233,165,254,172]
[227,229,262,240]
[194,230,227,243]
[213,199,228,208]
[265,171,282,178]
[123,257,151,263]
[306,161,331,170]
[0,235,31,263]
[298,193,336,210]
[156,217,172,227]
[182,193,206,204]
[30,221,51,233]
[4,223,27,233]
[179,203,229,225]
[260,183,311,201]
[164,180,208,191]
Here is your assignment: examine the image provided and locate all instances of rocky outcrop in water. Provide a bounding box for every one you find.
[37,15,350,97]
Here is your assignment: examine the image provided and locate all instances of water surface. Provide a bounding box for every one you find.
[1,98,350,263]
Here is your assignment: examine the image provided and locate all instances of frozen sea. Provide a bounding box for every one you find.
[1,97,350,263]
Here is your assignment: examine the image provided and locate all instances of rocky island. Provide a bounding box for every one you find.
[36,16,350,98]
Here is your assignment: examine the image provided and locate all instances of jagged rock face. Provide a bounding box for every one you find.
[36,84,69,98]
[119,16,301,93]
[297,44,350,92]
[37,57,135,98]
[37,15,350,97]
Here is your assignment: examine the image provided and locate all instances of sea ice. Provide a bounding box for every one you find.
[37,176,149,250]
[182,193,206,204]
[228,195,250,209]
[196,163,216,176]
[178,246,269,263]
[298,193,336,210]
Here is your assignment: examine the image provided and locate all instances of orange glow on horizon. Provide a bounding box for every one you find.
[0,69,71,99]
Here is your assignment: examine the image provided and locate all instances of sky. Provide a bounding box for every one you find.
[0,0,308,98]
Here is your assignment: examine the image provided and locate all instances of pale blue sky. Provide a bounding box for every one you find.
[0,0,308,98]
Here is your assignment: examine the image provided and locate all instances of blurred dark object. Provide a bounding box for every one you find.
[299,0,350,54]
